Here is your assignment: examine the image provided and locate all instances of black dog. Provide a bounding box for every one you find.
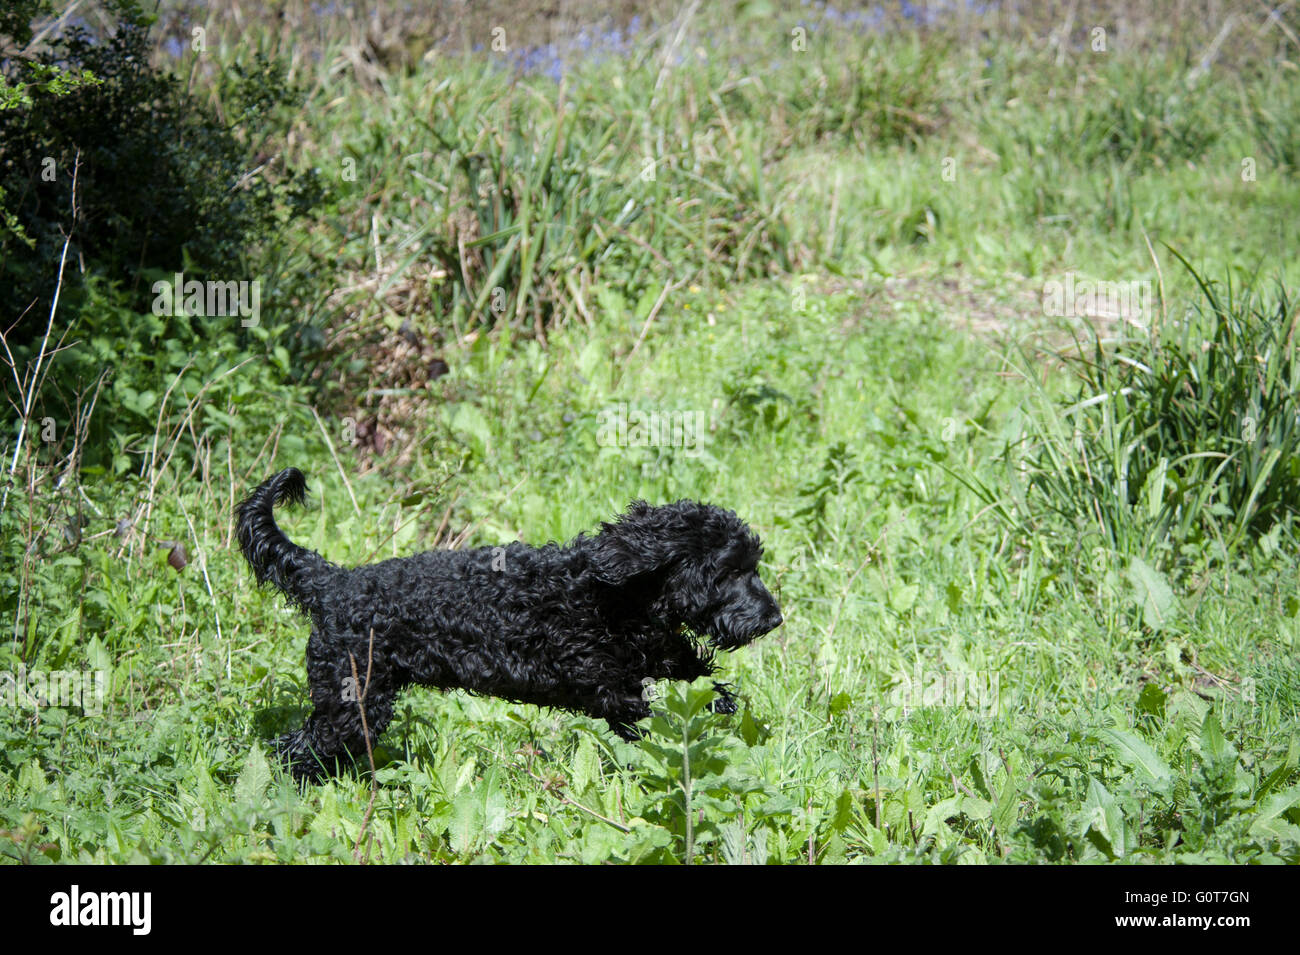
[237,468,783,781]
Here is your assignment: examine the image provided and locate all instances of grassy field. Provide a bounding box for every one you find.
[2,0,1299,863]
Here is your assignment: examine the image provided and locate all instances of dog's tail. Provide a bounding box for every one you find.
[237,468,336,613]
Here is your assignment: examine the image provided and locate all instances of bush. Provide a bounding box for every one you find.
[0,1,324,473]
[0,1,321,331]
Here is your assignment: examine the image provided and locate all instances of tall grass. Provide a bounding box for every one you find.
[310,24,968,341]
[1006,254,1299,565]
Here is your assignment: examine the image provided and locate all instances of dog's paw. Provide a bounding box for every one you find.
[275,729,331,783]
[708,682,739,715]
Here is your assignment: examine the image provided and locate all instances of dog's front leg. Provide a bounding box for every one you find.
[707,682,738,714]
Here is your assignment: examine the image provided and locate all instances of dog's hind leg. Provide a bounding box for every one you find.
[278,628,401,781]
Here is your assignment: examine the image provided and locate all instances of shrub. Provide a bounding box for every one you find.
[0,1,321,330]
[0,1,324,474]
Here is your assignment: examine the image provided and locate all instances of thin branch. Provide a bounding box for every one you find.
[4,151,81,513]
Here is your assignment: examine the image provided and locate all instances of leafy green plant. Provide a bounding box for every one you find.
[795,441,861,541]
[631,683,783,864]
[3,9,304,317]
[1,3,325,488]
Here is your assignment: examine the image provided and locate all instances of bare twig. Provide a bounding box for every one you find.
[350,626,379,863]
[619,276,684,386]
[311,404,360,518]
[4,152,81,514]
[178,495,224,653]
[494,746,632,833]
[133,357,254,552]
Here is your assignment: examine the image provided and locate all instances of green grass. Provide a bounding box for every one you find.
[6,282,1298,863]
[2,1,1299,863]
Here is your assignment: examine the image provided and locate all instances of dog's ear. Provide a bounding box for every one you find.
[586,500,685,586]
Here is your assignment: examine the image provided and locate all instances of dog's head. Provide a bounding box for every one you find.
[588,500,783,649]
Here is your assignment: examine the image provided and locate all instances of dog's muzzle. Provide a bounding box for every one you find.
[709,601,783,651]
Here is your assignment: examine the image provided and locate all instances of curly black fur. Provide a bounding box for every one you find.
[237,468,783,781]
